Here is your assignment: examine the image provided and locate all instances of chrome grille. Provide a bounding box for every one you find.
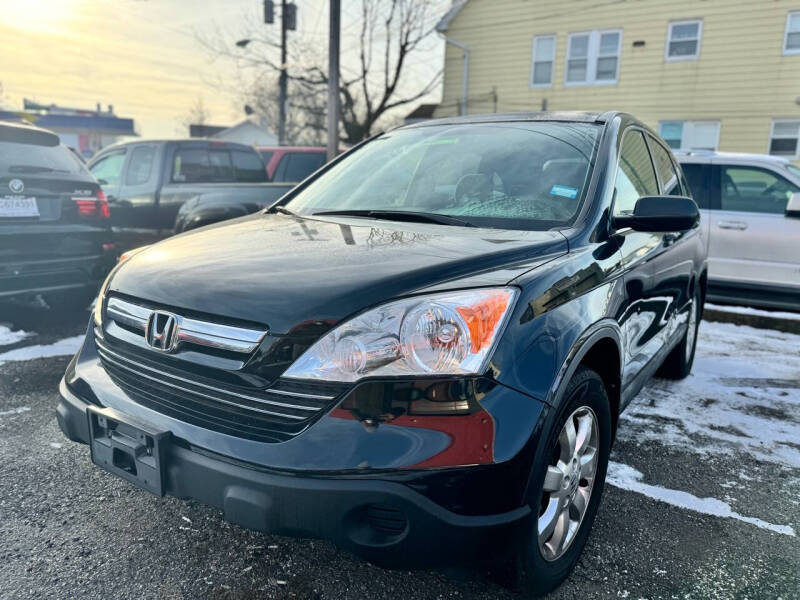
[96,297,348,442]
[106,296,266,354]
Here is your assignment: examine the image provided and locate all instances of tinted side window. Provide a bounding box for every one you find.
[613,130,659,216]
[286,152,325,181]
[125,145,155,186]
[209,149,233,180]
[232,150,267,182]
[647,138,682,195]
[172,148,233,183]
[720,166,799,214]
[680,163,709,208]
[90,151,127,186]
[275,152,326,182]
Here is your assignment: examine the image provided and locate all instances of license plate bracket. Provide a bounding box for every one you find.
[87,406,170,496]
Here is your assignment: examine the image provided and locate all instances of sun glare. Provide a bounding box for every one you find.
[1,0,78,34]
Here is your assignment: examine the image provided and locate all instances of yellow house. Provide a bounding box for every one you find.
[434,0,800,162]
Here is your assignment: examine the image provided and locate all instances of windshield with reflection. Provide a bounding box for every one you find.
[285,122,601,229]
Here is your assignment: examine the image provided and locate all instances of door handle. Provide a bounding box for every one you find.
[717,220,748,231]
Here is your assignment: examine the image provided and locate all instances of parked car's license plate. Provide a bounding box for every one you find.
[0,196,39,217]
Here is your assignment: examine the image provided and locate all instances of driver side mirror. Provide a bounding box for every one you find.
[787,192,800,218]
[612,196,699,232]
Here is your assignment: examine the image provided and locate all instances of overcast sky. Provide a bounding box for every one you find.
[0,0,444,138]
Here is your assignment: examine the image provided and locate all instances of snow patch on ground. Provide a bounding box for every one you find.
[705,303,800,322]
[0,325,35,346]
[619,321,800,468]
[607,461,796,537]
[0,406,31,417]
[0,335,83,366]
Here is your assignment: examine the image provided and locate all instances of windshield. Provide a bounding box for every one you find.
[285,122,601,229]
[786,163,800,180]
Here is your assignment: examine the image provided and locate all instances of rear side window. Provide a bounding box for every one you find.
[647,138,682,196]
[90,151,127,186]
[125,145,155,186]
[0,142,86,175]
[613,130,659,216]
[232,150,267,182]
[172,148,234,183]
[680,163,709,208]
[274,152,326,182]
[258,150,274,165]
[719,165,799,214]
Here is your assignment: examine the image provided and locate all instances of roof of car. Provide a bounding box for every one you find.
[400,111,618,129]
[674,150,793,165]
[256,146,326,152]
[97,138,257,153]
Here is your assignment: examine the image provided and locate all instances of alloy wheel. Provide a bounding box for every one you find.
[538,405,599,562]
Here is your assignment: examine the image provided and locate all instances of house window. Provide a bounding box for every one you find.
[531,35,556,87]
[784,11,800,55]
[565,30,621,85]
[769,120,800,158]
[658,121,720,151]
[666,20,702,60]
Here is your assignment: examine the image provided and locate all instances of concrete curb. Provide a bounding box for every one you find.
[703,307,800,335]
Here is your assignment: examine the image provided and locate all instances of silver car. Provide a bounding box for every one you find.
[676,151,800,310]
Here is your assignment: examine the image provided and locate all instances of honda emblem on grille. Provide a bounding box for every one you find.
[145,311,179,352]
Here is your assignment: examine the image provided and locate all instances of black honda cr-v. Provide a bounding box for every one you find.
[0,121,115,307]
[57,112,706,596]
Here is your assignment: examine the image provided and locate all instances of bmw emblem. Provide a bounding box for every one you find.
[8,179,24,194]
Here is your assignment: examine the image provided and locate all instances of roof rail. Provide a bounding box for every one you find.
[673,149,716,157]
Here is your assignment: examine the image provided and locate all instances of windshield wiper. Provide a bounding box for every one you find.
[8,165,69,173]
[312,209,476,227]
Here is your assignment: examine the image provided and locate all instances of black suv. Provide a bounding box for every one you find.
[0,121,115,308]
[57,112,706,596]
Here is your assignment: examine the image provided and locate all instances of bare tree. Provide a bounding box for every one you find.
[200,0,442,145]
[243,75,328,145]
[178,97,210,135]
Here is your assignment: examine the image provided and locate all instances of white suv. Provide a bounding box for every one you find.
[676,151,800,311]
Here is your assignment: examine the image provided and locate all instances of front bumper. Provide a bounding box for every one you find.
[57,378,532,568]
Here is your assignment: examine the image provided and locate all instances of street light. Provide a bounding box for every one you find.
[235,39,251,48]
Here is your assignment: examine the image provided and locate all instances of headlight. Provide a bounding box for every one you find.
[283,288,517,382]
[92,245,151,326]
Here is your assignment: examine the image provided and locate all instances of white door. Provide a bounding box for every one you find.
[709,163,800,289]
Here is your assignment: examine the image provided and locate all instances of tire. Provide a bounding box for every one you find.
[657,289,701,380]
[43,287,96,313]
[515,366,612,597]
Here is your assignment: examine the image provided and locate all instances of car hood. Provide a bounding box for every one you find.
[109,213,567,334]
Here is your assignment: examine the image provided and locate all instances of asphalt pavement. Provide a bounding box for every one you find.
[0,301,798,600]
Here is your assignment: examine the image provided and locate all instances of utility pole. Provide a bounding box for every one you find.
[327,0,340,162]
[278,0,288,146]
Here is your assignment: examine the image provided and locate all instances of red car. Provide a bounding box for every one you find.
[257,146,327,182]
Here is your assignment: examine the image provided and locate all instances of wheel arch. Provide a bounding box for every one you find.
[546,322,623,439]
